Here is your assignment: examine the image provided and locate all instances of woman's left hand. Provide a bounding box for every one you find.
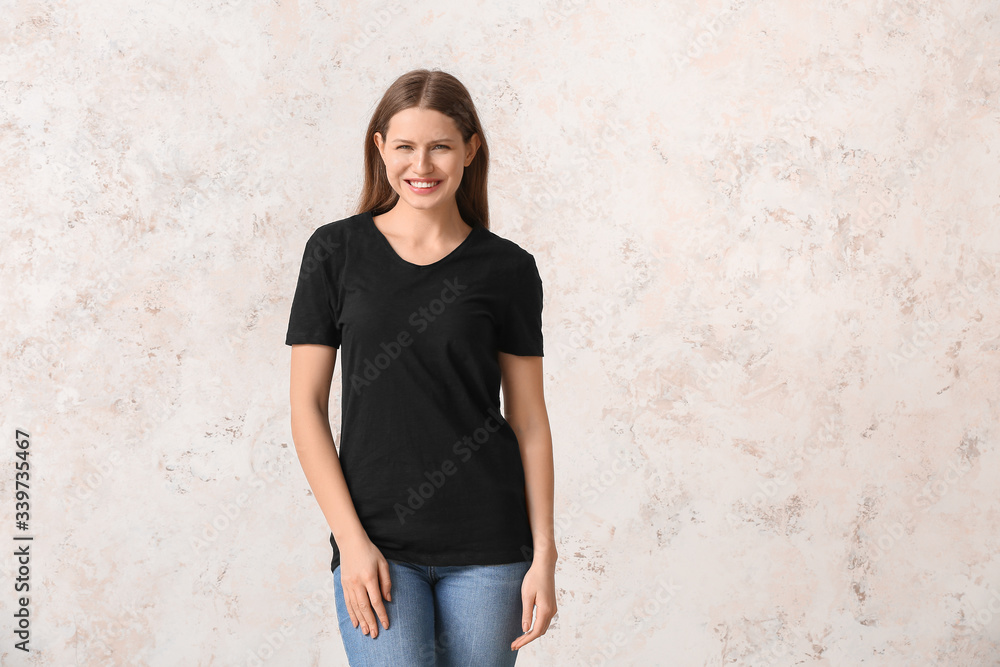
[511,558,558,650]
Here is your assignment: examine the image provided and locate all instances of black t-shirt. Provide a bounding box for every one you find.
[285,209,543,571]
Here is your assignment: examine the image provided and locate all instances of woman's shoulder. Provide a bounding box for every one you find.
[298,212,373,258]
[309,211,368,239]
[476,225,539,270]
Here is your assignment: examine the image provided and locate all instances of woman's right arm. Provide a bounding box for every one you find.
[289,344,392,638]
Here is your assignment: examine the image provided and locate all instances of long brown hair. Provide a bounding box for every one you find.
[354,69,491,230]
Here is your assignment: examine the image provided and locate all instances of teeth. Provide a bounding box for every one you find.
[409,181,439,188]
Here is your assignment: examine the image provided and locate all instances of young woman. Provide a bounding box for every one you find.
[285,68,557,666]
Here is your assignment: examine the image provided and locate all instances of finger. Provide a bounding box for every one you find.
[343,587,360,629]
[520,591,535,634]
[366,585,389,634]
[369,578,390,631]
[379,559,392,603]
[347,586,370,635]
[514,605,557,650]
[355,585,379,636]
[512,623,545,650]
[362,581,384,638]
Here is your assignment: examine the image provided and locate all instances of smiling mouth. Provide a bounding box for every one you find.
[406,179,442,191]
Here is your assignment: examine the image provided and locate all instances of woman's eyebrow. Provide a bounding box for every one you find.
[390,138,454,144]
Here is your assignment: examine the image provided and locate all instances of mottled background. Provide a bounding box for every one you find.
[2,0,999,665]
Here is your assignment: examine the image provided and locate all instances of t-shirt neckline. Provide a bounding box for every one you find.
[366,209,480,269]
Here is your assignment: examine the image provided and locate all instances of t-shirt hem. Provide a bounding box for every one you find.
[330,545,533,572]
[285,336,340,348]
[497,345,544,357]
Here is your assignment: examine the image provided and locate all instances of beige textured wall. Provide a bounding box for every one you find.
[3,0,998,665]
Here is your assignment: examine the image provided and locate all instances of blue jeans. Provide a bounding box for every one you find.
[333,558,532,666]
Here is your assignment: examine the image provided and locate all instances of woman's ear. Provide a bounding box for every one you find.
[465,133,481,166]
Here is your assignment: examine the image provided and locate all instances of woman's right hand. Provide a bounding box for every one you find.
[338,534,392,638]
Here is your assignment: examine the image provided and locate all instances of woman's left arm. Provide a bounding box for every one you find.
[498,352,558,651]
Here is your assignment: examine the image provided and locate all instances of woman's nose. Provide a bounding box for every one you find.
[412,149,432,172]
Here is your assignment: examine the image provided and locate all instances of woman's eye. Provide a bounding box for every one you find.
[396,145,449,150]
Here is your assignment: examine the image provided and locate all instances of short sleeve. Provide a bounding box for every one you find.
[497,254,544,356]
[284,230,342,348]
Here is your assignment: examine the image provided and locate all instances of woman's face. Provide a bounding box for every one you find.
[374,107,480,216]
